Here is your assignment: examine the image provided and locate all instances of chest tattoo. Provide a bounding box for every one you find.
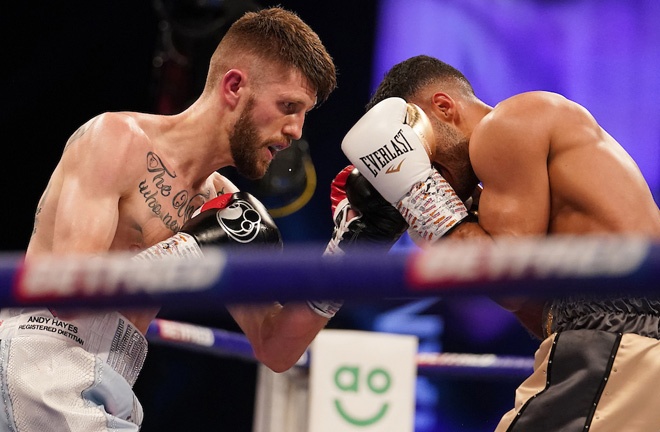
[138,151,208,232]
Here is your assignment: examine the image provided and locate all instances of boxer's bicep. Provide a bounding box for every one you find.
[479,184,549,237]
[473,118,551,237]
[54,176,120,254]
[52,118,130,253]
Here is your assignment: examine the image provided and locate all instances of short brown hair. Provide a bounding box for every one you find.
[206,7,336,104]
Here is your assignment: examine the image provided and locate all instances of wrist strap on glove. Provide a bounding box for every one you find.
[307,299,344,319]
[397,170,468,243]
[323,198,363,256]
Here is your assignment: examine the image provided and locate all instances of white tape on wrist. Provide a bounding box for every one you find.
[396,170,468,243]
[133,232,204,260]
[323,198,362,256]
[307,299,343,319]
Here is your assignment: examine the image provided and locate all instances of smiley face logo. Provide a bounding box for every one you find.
[333,365,392,427]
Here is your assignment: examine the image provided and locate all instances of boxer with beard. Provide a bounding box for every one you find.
[7,7,336,431]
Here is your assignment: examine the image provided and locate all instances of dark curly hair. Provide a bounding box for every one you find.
[367,55,474,111]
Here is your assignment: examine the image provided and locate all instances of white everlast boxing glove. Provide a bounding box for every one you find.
[341,97,468,243]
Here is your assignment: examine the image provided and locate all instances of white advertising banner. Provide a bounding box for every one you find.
[307,329,418,432]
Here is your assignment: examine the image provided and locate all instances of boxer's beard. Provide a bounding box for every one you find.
[434,121,479,201]
[230,97,269,180]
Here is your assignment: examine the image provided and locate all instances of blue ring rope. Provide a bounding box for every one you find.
[0,235,657,309]
[146,318,534,379]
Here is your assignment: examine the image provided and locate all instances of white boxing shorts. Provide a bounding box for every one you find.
[0,308,148,432]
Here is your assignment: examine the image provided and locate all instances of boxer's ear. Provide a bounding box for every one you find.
[431,92,456,122]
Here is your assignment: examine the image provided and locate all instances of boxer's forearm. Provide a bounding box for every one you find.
[228,302,327,373]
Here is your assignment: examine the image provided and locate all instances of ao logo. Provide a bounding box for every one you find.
[333,365,392,427]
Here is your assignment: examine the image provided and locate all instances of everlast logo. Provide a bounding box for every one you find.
[359,129,414,177]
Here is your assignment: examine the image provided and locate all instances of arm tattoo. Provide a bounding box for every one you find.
[31,182,52,237]
[63,119,94,152]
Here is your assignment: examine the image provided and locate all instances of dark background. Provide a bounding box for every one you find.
[1,0,378,252]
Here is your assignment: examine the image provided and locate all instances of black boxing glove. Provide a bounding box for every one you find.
[314,166,407,318]
[134,191,282,260]
[324,165,408,256]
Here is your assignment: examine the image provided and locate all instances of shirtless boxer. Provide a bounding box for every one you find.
[340,55,660,431]
[2,8,336,431]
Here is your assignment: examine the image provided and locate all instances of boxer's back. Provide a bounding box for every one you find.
[474,91,660,237]
[543,93,660,235]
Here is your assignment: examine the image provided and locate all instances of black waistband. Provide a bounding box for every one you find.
[546,296,660,339]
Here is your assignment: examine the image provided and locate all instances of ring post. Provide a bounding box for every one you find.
[254,329,418,432]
